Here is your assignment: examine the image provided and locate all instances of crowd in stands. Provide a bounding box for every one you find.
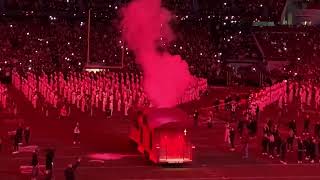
[255,27,312,61]
[90,20,122,66]
[4,1,320,175]
[0,18,87,75]
[1,0,320,88]
[0,83,8,109]
[4,0,83,12]
[197,0,287,22]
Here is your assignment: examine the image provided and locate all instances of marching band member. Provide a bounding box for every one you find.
[102,92,107,112]
[63,82,70,99]
[50,91,55,106]
[67,87,72,103]
[53,93,59,108]
[76,93,81,109]
[95,92,99,108]
[72,90,76,105]
[117,98,122,112]
[109,99,113,116]
[289,83,294,103]
[91,91,95,108]
[316,91,320,109]
[73,122,80,145]
[307,86,312,106]
[81,95,85,112]
[32,93,38,109]
[60,105,67,120]
[124,100,129,116]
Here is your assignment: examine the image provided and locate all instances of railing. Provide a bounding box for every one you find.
[253,33,266,62]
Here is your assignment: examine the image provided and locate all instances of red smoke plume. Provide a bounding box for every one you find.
[121,0,193,108]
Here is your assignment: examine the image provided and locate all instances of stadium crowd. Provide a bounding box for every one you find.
[3,2,320,180]
[0,0,296,86]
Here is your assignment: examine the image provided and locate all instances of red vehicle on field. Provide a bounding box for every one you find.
[129,107,195,164]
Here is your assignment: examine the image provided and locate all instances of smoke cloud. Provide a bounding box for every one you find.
[120,0,193,108]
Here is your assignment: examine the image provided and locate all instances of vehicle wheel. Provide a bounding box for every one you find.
[128,139,137,149]
[144,151,150,161]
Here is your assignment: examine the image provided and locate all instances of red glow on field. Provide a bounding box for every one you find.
[87,153,136,160]
[121,0,193,108]
[17,145,38,153]
[20,165,45,175]
[160,133,186,160]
